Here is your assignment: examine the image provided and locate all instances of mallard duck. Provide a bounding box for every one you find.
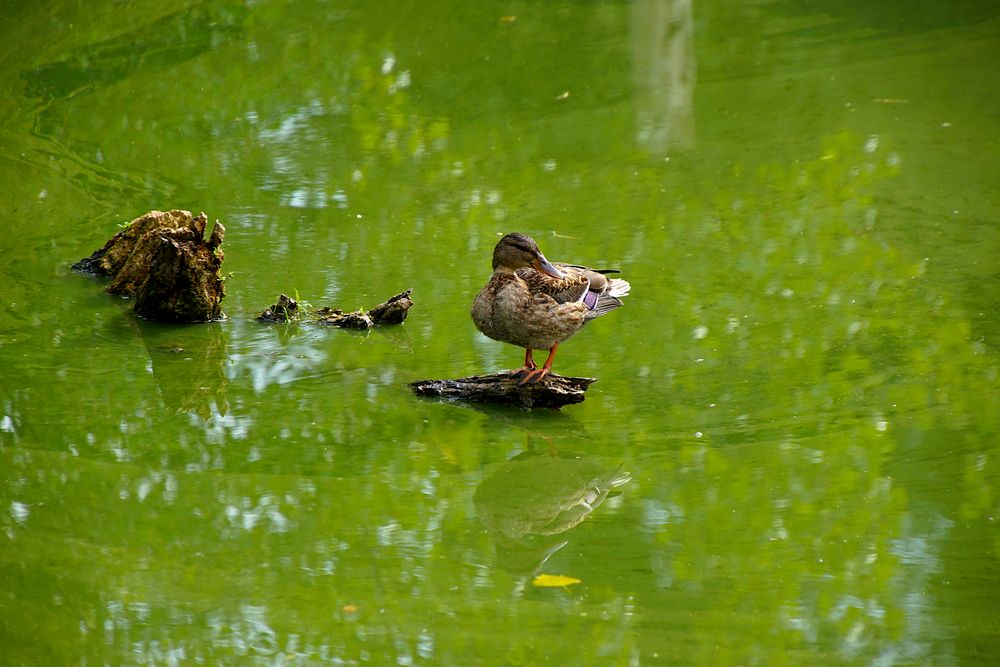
[471,232,631,384]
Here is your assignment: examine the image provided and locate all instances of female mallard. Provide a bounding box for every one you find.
[471,232,631,384]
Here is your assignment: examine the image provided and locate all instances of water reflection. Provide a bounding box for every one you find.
[474,443,630,576]
[631,0,695,154]
[447,400,593,444]
[138,323,230,420]
[22,4,245,102]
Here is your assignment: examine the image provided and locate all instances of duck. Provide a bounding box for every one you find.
[471,232,630,384]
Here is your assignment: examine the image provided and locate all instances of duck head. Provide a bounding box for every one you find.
[492,233,564,278]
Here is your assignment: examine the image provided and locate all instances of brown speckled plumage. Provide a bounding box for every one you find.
[471,233,630,383]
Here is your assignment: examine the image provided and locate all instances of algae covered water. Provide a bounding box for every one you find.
[1,1,998,663]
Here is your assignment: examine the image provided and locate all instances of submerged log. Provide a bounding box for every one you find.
[366,288,414,325]
[314,307,375,329]
[409,371,595,409]
[73,209,226,322]
[316,288,414,328]
[257,289,414,328]
[256,294,300,323]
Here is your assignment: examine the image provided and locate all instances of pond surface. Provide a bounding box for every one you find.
[2,0,999,664]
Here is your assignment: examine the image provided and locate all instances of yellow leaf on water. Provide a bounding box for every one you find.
[532,574,581,587]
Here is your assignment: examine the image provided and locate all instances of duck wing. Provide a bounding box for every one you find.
[516,267,590,304]
[518,263,631,319]
[556,264,630,319]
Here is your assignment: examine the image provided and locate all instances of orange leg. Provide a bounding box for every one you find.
[518,343,559,385]
[511,348,537,379]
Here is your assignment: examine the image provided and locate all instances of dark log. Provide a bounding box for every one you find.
[367,288,413,325]
[73,209,226,322]
[409,371,595,409]
[314,288,413,328]
[257,294,300,322]
[256,289,413,327]
[314,307,374,329]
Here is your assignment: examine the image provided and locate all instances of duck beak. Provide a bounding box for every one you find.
[535,254,564,279]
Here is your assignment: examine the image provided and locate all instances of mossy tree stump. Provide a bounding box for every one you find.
[74,209,226,322]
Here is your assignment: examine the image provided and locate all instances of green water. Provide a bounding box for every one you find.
[2,0,999,664]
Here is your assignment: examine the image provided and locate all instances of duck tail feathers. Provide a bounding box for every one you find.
[607,278,631,299]
[587,294,624,318]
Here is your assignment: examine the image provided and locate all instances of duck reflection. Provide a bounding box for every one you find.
[474,443,630,575]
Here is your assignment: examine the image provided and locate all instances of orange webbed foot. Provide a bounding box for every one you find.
[517,367,551,385]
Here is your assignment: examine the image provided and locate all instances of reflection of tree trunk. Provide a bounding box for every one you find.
[632,0,696,154]
[128,319,230,420]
